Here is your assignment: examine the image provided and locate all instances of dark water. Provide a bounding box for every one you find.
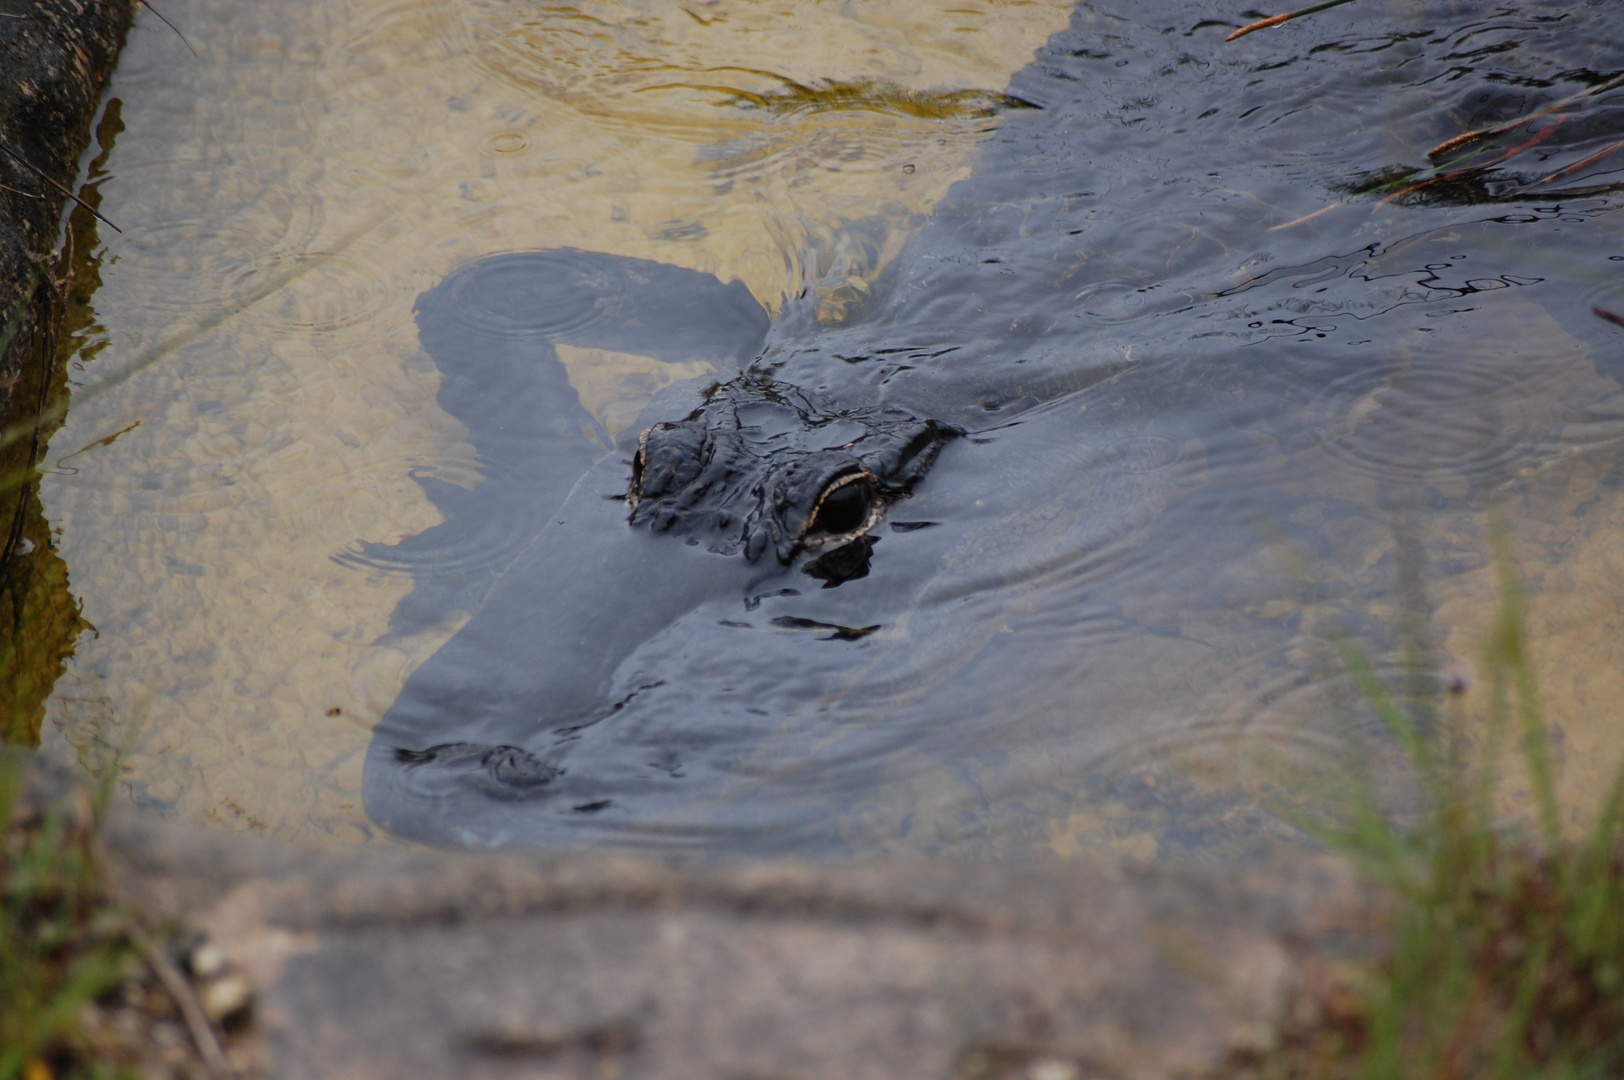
[360,0,1624,854]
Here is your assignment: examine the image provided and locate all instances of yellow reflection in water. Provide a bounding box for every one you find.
[37,0,1075,843]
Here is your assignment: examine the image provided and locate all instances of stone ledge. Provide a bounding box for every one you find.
[104,793,1387,1080]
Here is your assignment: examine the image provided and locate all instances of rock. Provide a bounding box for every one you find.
[199,973,253,1025]
[187,941,227,979]
[103,793,1390,1080]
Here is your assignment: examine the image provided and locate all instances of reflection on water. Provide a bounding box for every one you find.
[0,101,120,743]
[36,0,1624,856]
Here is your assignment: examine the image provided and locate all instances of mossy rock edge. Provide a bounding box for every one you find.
[0,0,137,742]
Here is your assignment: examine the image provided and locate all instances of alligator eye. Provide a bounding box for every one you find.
[805,471,877,539]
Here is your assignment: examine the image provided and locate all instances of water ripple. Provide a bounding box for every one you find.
[1306,352,1542,482]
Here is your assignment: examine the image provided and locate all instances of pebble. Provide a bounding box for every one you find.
[1027,1060,1080,1080]
[150,1020,185,1047]
[188,941,226,979]
[200,975,254,1024]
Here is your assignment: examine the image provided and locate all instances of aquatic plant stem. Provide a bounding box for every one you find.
[1489,524,1561,856]
[1532,139,1624,187]
[1428,72,1624,161]
[1337,636,1442,811]
[1377,121,1565,209]
[1572,751,1624,964]
[1226,0,1365,42]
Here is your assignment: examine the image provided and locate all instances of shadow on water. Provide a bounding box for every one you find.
[336,251,769,637]
[362,0,1624,853]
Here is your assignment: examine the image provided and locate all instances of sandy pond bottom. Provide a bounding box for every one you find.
[33,0,1624,856]
[38,0,1084,845]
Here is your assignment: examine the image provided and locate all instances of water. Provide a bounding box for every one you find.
[37,0,1624,857]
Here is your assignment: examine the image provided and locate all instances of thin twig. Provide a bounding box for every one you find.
[137,0,197,57]
[0,141,121,233]
[1428,71,1624,161]
[1226,0,1364,41]
[132,928,233,1080]
[0,12,26,18]
[1595,307,1624,330]
[0,181,39,199]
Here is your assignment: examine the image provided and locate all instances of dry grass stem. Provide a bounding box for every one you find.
[1226,0,1365,42]
[136,0,197,57]
[1532,139,1624,187]
[0,142,120,233]
[132,928,233,1080]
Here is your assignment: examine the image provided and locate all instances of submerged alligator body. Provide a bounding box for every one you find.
[363,0,1624,849]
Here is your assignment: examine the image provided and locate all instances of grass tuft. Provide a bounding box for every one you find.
[0,750,138,1080]
[1251,537,1624,1080]
[0,750,243,1080]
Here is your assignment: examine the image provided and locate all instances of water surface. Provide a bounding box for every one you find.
[38,0,1624,856]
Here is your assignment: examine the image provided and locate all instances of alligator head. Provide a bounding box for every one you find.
[628,376,956,574]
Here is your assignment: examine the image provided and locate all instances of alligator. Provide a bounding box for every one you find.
[362,0,1624,849]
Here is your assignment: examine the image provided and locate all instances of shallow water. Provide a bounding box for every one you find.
[37,0,1624,856]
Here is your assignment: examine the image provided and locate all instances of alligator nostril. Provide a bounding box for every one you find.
[744,527,770,562]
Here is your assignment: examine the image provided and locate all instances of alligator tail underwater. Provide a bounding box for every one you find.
[362,0,1624,848]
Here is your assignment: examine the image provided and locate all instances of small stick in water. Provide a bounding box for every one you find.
[1595,307,1624,330]
[0,140,122,233]
[1266,199,1343,232]
[138,0,198,56]
[1226,0,1364,41]
[1531,139,1624,187]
